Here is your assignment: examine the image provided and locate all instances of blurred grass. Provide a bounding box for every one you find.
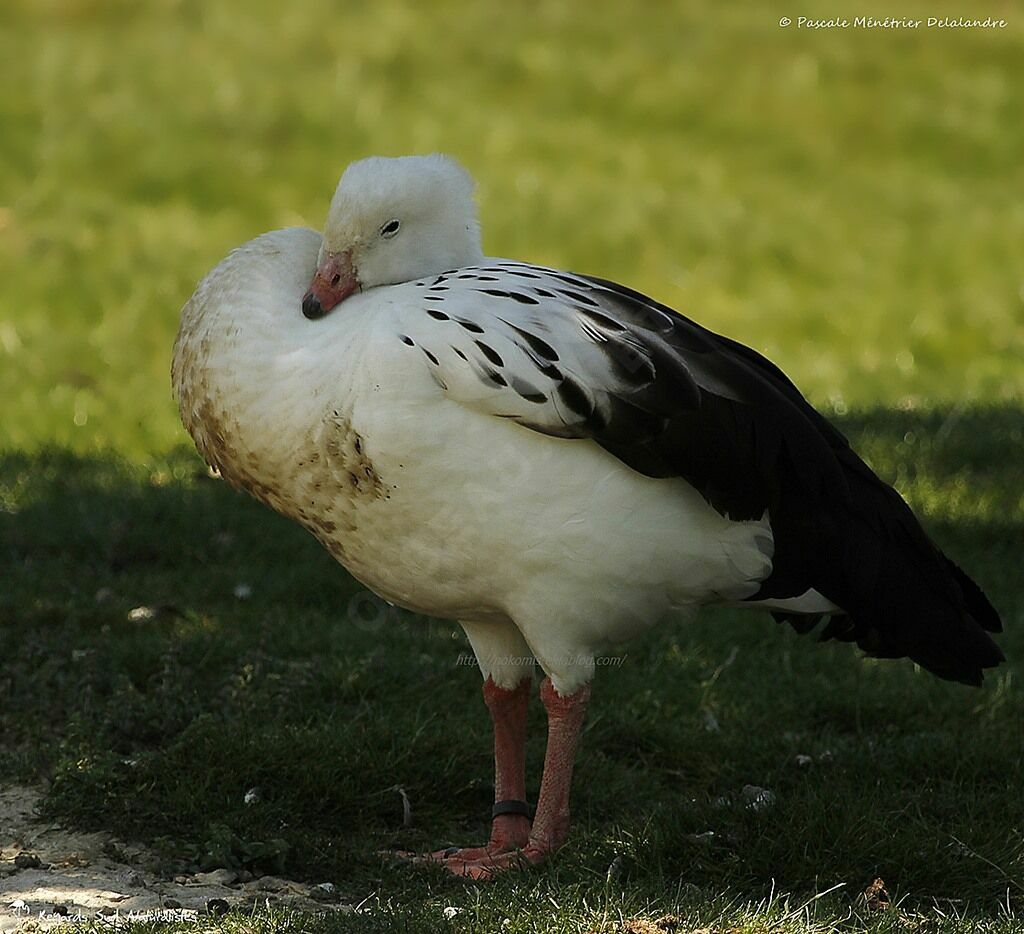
[1,1,1023,931]
[0,0,1022,455]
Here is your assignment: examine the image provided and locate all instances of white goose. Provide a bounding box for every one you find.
[172,154,1003,879]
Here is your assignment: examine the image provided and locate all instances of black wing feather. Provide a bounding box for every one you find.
[569,273,1005,685]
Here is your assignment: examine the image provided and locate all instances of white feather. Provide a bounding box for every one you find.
[173,157,804,695]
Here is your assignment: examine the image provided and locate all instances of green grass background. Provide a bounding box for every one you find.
[1,0,1022,931]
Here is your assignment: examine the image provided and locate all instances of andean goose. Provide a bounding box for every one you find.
[172,154,1004,879]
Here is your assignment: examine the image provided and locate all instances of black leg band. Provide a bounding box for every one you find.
[491,799,532,819]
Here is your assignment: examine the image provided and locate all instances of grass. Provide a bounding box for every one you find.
[2,411,1022,930]
[1,0,1023,931]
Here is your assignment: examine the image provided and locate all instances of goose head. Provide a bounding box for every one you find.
[302,154,484,319]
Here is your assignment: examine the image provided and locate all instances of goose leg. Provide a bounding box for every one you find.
[423,676,531,864]
[446,676,590,879]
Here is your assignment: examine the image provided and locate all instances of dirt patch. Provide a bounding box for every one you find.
[0,785,350,930]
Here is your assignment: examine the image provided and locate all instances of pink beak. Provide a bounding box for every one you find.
[302,249,359,319]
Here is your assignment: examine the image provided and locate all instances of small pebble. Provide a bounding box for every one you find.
[195,868,238,886]
[741,784,777,812]
[206,898,230,916]
[310,882,338,903]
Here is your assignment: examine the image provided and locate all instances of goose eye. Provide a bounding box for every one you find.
[380,218,401,239]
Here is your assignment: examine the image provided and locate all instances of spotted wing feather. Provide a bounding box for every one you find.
[395,262,1003,685]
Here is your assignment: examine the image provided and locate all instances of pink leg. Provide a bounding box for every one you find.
[447,676,591,879]
[423,677,531,864]
[484,675,532,851]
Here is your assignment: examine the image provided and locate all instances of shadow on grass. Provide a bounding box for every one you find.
[0,403,1022,914]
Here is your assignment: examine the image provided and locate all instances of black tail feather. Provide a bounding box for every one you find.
[764,452,1006,686]
[944,556,1003,633]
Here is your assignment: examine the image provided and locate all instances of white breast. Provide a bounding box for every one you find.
[174,228,776,692]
